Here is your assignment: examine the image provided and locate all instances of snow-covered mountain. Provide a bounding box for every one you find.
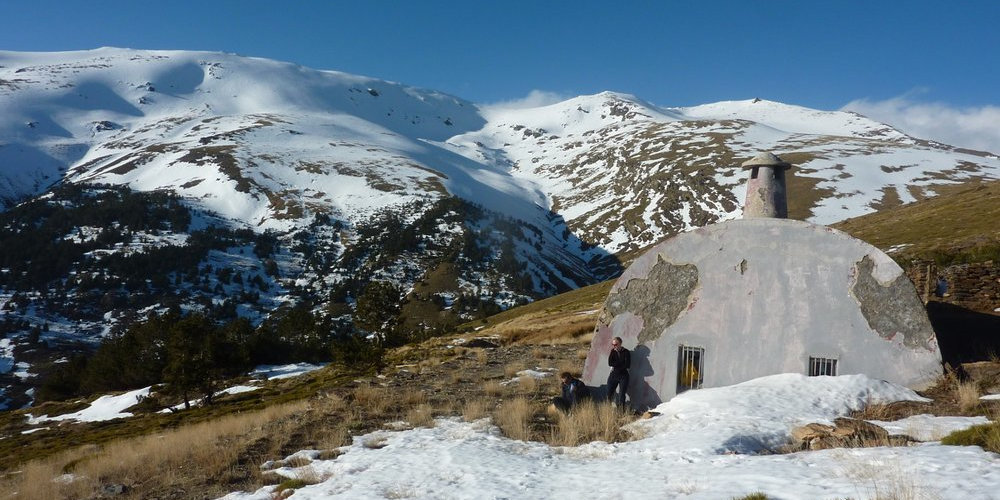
[3,49,998,251]
[2,48,999,408]
[456,94,999,252]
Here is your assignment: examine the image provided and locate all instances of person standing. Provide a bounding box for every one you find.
[607,336,630,408]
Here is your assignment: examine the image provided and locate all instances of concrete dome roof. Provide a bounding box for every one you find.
[583,217,941,410]
[741,152,791,169]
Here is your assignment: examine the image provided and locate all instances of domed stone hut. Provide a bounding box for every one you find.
[582,153,943,410]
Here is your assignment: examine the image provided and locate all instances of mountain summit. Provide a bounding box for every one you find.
[3,48,998,247]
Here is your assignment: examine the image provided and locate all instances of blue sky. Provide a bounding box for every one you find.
[3,1,999,150]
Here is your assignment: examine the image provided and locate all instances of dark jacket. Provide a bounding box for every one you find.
[608,347,630,375]
[561,378,590,406]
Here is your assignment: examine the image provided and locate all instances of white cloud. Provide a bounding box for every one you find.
[480,90,569,111]
[842,94,1000,154]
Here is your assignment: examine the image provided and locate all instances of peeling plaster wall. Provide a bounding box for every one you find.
[583,218,942,411]
[604,257,699,345]
[851,255,937,349]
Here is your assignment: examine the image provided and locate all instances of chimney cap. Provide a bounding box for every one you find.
[741,152,791,170]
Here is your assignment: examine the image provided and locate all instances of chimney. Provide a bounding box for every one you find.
[741,152,792,218]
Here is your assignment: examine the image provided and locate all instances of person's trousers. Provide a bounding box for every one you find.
[552,396,571,412]
[607,371,629,407]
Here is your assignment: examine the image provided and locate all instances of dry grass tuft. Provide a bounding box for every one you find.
[462,397,492,421]
[852,400,897,421]
[480,301,601,347]
[548,400,633,446]
[314,391,348,413]
[0,401,309,500]
[403,389,428,407]
[483,380,505,397]
[516,375,538,393]
[405,404,436,428]
[417,359,438,374]
[499,319,596,346]
[352,384,392,414]
[504,362,527,378]
[547,328,594,345]
[274,477,320,499]
[282,455,314,468]
[849,392,935,422]
[435,397,459,416]
[494,397,533,441]
[317,448,344,461]
[956,380,981,412]
[475,349,489,364]
[732,493,768,500]
[557,360,583,376]
[314,418,354,451]
[362,436,389,449]
[532,347,552,360]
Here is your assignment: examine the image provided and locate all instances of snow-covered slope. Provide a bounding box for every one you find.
[3,48,999,253]
[682,98,906,138]
[450,94,1000,253]
[0,48,496,225]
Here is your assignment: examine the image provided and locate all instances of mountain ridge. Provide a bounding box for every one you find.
[2,47,1000,409]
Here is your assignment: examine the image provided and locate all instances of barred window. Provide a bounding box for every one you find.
[809,356,838,377]
[677,345,705,394]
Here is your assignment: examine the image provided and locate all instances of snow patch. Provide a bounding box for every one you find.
[26,386,151,423]
[250,363,327,380]
[220,373,999,500]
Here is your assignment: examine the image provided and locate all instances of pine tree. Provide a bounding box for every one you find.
[353,281,405,347]
[162,314,234,409]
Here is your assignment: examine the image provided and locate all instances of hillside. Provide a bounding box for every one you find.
[1,178,999,497]
[2,48,1000,410]
[2,279,998,499]
[832,179,1000,265]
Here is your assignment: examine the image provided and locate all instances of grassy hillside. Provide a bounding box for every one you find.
[456,280,612,335]
[832,179,1000,265]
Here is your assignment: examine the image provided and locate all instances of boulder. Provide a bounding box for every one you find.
[790,422,834,442]
[789,418,914,451]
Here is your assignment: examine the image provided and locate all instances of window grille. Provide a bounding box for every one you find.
[809,356,838,377]
[677,345,705,394]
